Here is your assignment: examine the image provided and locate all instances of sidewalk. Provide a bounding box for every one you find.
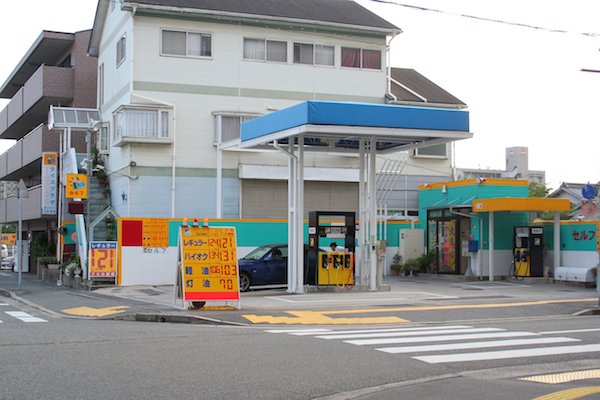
[1,270,598,324]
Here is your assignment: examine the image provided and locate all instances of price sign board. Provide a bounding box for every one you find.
[142,218,169,248]
[178,225,239,302]
[89,241,118,277]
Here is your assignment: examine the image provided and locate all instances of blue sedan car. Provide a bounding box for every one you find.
[238,244,323,291]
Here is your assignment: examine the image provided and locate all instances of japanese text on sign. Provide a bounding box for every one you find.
[179,226,239,301]
[572,230,596,241]
[143,218,169,248]
[90,241,117,277]
[66,174,88,199]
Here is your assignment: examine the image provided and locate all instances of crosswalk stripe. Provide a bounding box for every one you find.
[317,327,502,340]
[265,329,332,334]
[345,331,539,346]
[413,344,600,364]
[308,325,473,338]
[5,311,47,323]
[377,337,580,354]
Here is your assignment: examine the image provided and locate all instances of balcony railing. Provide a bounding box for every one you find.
[0,65,74,139]
[0,124,61,180]
[0,185,43,224]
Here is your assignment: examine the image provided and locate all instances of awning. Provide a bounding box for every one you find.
[231,101,472,154]
[473,198,571,212]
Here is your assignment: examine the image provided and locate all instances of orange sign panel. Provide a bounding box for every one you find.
[66,174,88,199]
[90,241,117,277]
[179,226,239,301]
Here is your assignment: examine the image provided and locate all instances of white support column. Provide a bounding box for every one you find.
[358,138,366,286]
[296,134,305,293]
[369,139,378,291]
[489,211,494,281]
[287,141,297,293]
[216,116,222,219]
[554,210,561,273]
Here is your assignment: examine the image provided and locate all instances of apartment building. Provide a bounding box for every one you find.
[0,30,97,271]
[87,0,467,221]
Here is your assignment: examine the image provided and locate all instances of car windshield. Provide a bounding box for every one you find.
[241,246,274,260]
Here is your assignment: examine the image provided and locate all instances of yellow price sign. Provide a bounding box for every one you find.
[179,226,239,301]
[89,241,117,277]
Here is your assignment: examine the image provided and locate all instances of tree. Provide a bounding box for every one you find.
[529,181,550,198]
[528,182,571,220]
[1,224,16,233]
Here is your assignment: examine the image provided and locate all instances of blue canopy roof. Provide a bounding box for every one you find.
[238,101,471,154]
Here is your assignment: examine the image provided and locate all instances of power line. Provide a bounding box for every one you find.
[367,0,600,38]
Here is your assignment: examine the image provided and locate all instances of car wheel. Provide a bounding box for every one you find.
[239,272,251,292]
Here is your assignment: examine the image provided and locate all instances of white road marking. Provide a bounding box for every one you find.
[378,337,580,354]
[265,329,332,334]
[5,311,47,323]
[540,328,600,335]
[307,325,473,337]
[345,331,539,346]
[317,327,502,340]
[413,344,600,364]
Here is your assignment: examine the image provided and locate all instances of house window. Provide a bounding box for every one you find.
[315,45,334,66]
[243,38,287,62]
[293,43,313,65]
[116,34,126,66]
[114,107,172,145]
[162,30,211,57]
[214,114,259,142]
[293,43,334,66]
[98,125,110,153]
[341,47,381,70]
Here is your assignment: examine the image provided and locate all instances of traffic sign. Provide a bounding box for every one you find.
[582,184,595,200]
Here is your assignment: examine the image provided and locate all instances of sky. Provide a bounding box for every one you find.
[0,0,599,190]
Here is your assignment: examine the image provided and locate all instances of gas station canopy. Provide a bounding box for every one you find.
[237,101,472,153]
[473,198,571,212]
[225,100,474,293]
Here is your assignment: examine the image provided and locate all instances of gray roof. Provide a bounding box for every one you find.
[390,68,467,109]
[123,0,399,31]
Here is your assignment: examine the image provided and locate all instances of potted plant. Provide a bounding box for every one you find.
[390,253,402,276]
[402,258,417,276]
[417,249,437,274]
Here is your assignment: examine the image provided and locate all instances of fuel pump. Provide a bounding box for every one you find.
[513,226,544,277]
[308,211,355,288]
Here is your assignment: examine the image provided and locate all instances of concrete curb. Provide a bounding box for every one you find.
[110,312,248,326]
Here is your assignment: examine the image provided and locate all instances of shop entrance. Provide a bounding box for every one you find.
[427,210,471,274]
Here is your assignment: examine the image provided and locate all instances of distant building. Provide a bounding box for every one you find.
[0,181,16,199]
[457,146,545,185]
[548,182,599,221]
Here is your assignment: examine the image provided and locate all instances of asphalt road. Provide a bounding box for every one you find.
[1,271,600,399]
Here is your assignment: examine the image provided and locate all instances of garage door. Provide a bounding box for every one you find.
[242,180,359,219]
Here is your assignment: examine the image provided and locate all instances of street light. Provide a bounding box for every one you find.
[16,179,28,290]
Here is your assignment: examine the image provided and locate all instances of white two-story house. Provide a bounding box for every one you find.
[87,0,466,221]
